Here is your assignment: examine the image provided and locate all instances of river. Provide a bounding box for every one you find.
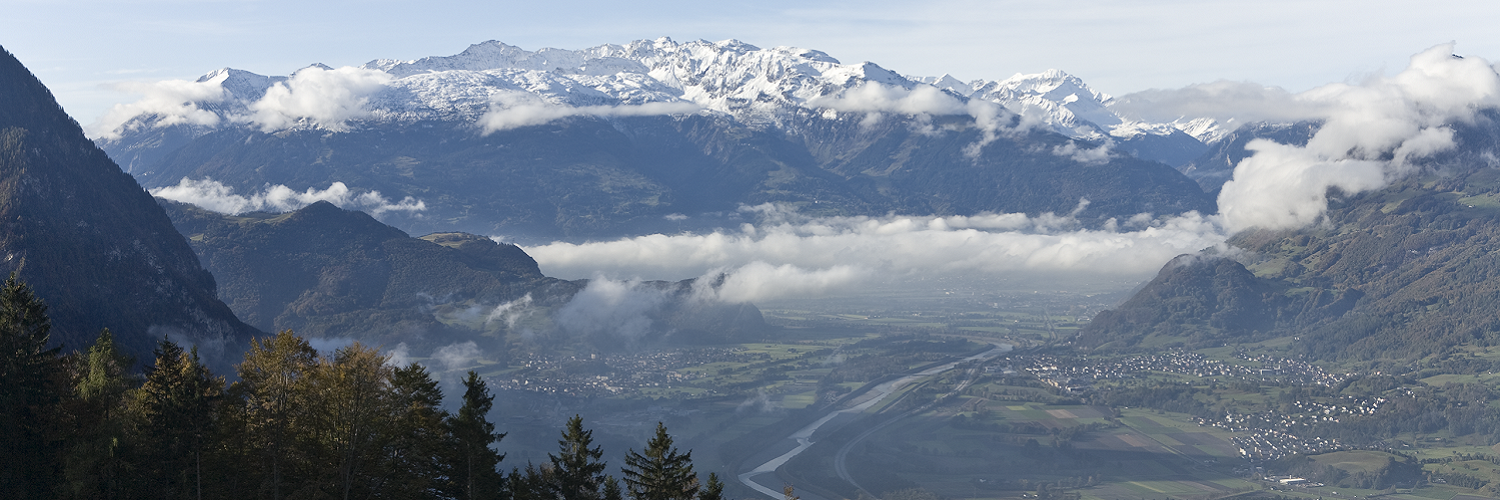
[736,343,1012,499]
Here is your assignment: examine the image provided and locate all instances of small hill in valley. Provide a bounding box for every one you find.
[161,200,769,360]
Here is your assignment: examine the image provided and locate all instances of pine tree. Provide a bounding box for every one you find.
[0,271,65,498]
[449,370,505,500]
[61,329,136,500]
[510,463,557,500]
[380,363,452,498]
[552,414,608,500]
[131,337,222,500]
[699,473,724,500]
[603,475,625,500]
[621,422,698,500]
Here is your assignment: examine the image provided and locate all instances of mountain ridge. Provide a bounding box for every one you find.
[0,44,260,366]
[97,38,1220,240]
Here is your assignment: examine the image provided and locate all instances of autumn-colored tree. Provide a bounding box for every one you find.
[305,342,393,499]
[235,330,318,500]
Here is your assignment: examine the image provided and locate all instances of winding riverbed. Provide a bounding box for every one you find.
[736,343,1011,499]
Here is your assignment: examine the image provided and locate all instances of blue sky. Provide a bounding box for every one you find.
[5,0,1500,125]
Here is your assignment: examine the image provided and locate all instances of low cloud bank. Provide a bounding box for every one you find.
[477,92,701,134]
[554,278,673,341]
[150,177,426,216]
[525,204,1228,303]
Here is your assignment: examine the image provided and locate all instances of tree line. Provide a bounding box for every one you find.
[0,273,723,500]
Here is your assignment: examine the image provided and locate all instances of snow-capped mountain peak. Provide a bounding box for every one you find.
[98,38,1207,158]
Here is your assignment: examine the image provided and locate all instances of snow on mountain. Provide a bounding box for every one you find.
[96,38,1205,149]
[1169,116,1234,144]
[914,69,1223,144]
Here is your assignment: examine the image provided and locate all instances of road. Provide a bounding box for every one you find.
[737,343,1011,500]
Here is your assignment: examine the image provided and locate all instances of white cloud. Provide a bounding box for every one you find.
[236,66,393,132]
[697,262,870,303]
[150,177,426,216]
[384,342,412,368]
[1218,43,1500,232]
[306,337,356,355]
[1052,141,1113,164]
[477,91,701,134]
[431,341,481,372]
[808,83,968,115]
[552,277,671,340]
[485,294,536,329]
[525,205,1229,301]
[809,82,1026,157]
[89,78,227,140]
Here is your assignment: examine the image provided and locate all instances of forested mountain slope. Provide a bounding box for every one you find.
[1082,113,1500,362]
[0,46,258,365]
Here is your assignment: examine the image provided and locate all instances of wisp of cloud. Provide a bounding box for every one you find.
[477,91,701,134]
[150,177,426,216]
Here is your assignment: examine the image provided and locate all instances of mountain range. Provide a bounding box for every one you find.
[96,38,1219,240]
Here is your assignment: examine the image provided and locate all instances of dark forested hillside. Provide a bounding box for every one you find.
[1078,253,1280,348]
[0,45,258,365]
[161,200,768,355]
[1080,113,1500,362]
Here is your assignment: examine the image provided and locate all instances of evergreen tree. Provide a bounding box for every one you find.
[699,474,724,500]
[381,363,452,498]
[621,422,698,500]
[0,271,65,498]
[450,370,505,500]
[551,414,608,500]
[61,329,136,500]
[130,338,222,500]
[510,463,557,500]
[603,476,625,500]
[235,330,318,500]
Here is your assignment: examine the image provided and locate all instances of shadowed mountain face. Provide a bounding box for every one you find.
[0,46,259,365]
[161,200,769,358]
[1080,113,1500,362]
